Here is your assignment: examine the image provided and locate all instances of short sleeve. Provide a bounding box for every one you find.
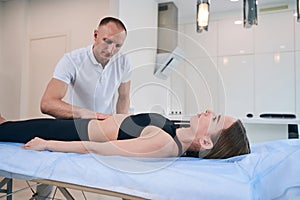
[53,54,75,84]
[121,56,132,83]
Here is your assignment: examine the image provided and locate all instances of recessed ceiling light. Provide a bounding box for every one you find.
[274,53,281,63]
[280,45,286,49]
[234,20,243,25]
[223,57,229,65]
[230,0,239,2]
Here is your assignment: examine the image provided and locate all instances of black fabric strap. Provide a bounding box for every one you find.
[173,136,183,156]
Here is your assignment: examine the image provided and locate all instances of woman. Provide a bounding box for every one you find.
[0,110,250,159]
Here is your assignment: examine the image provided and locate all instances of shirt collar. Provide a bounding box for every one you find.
[88,44,119,69]
[88,45,99,66]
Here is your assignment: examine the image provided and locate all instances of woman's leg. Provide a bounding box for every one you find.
[0,118,91,143]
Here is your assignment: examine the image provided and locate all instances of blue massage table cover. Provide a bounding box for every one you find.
[0,139,300,200]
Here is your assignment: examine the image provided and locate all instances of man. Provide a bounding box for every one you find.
[40,17,131,120]
[34,17,131,200]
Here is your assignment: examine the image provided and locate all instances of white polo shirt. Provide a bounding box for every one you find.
[53,45,132,114]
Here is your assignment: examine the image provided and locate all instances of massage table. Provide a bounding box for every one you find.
[0,139,300,200]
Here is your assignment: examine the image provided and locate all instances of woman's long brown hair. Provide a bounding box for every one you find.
[198,120,251,159]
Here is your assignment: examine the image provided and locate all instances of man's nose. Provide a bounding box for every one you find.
[107,44,115,54]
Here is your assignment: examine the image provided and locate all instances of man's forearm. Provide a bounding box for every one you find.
[116,97,130,114]
[41,99,94,119]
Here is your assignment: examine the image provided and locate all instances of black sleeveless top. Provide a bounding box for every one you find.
[118,113,183,156]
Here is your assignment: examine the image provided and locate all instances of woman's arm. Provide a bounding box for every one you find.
[22,137,89,154]
[22,127,179,157]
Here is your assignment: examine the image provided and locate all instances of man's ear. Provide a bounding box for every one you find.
[94,29,98,39]
[199,136,213,150]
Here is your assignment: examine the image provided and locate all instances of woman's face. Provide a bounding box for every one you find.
[93,22,126,65]
[190,110,236,139]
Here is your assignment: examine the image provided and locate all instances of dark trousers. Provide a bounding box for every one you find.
[0,118,91,143]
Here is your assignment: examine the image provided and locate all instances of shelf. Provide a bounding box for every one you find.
[166,115,191,122]
[166,115,300,126]
[241,118,300,125]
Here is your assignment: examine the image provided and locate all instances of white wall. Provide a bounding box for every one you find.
[178,7,299,143]
[180,9,298,117]
[0,0,27,119]
[0,0,161,117]
[28,0,109,50]
[0,0,110,119]
[113,0,165,114]
[0,2,2,90]
[295,16,300,118]
[177,21,219,115]
[22,0,109,118]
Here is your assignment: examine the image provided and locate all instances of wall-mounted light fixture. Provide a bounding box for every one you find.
[297,0,300,22]
[197,0,210,33]
[243,0,258,28]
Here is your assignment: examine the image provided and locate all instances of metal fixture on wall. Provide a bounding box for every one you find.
[155,2,184,80]
[157,2,178,53]
[196,0,210,33]
[297,0,300,22]
[244,0,258,28]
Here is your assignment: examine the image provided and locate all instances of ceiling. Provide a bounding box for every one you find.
[158,0,295,20]
[1,0,296,18]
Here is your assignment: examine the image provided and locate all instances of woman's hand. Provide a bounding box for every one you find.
[22,137,48,151]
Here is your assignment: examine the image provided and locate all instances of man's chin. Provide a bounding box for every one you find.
[102,55,112,61]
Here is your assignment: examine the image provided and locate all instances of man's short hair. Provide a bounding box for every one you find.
[99,17,127,33]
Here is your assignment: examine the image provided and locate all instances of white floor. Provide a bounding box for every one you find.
[1,178,121,200]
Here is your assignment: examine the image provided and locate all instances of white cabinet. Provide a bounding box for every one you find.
[254,11,294,53]
[254,52,295,115]
[118,0,162,114]
[180,10,297,126]
[296,51,300,117]
[218,55,254,118]
[181,21,218,58]
[296,20,300,51]
[218,18,254,56]
[177,22,218,115]
[184,57,219,115]
[217,11,296,119]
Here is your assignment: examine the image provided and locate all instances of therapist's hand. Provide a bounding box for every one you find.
[95,112,112,120]
[22,137,48,151]
[77,108,111,120]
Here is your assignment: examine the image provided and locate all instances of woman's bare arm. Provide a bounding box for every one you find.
[22,128,179,158]
[22,137,89,154]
